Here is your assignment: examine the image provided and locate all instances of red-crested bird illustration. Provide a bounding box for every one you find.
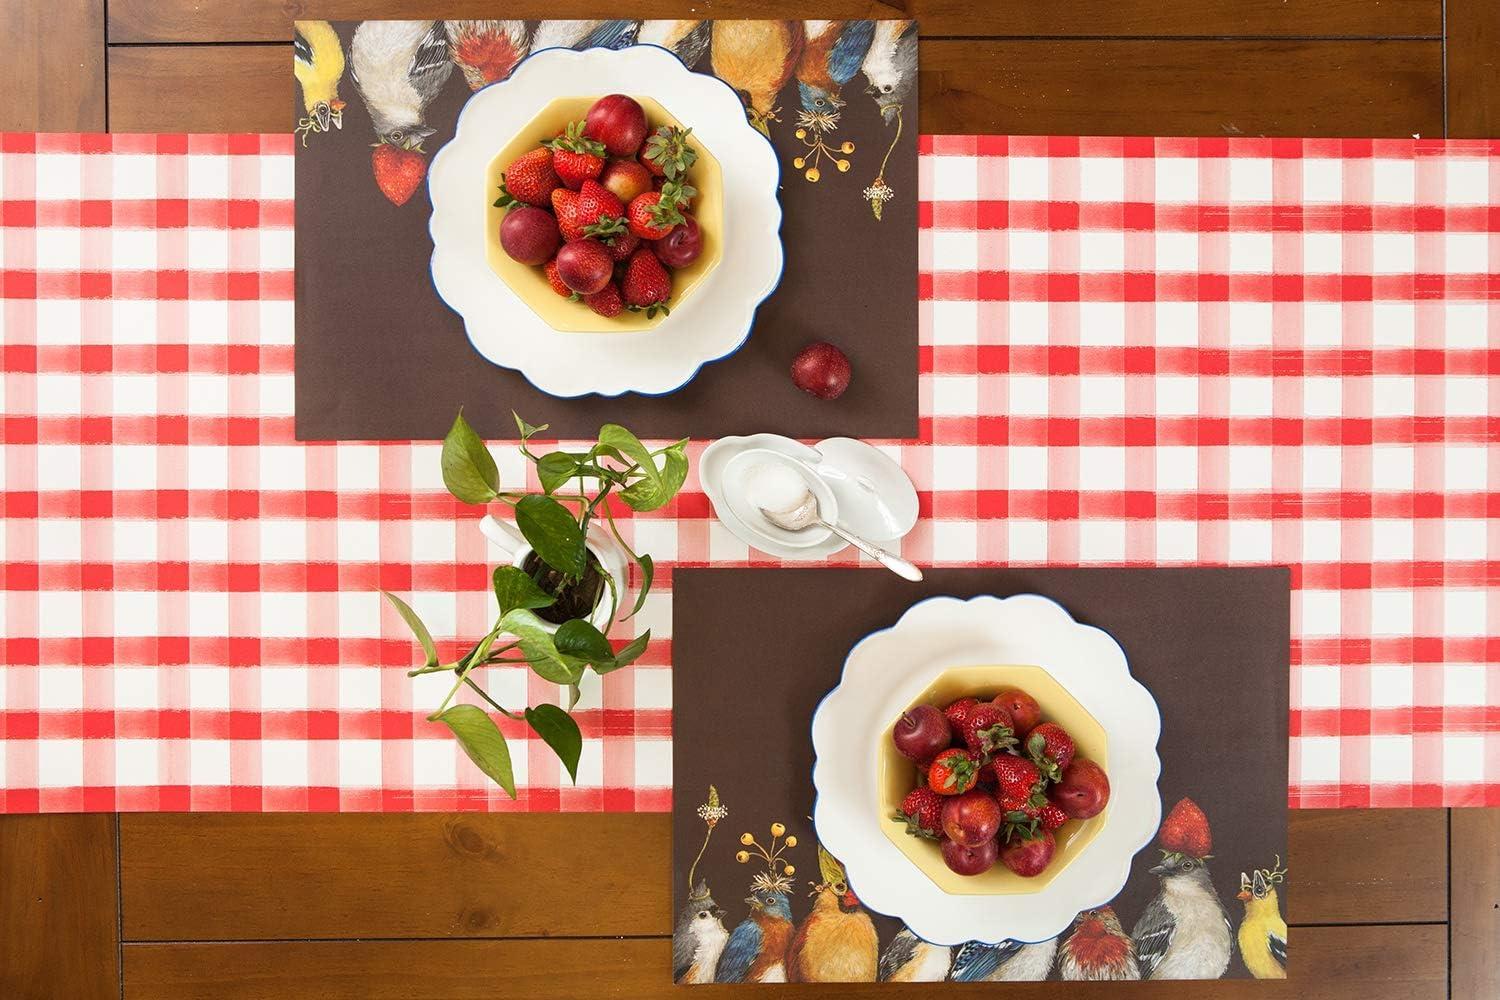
[444,20,529,90]
[1059,906,1141,980]
[710,20,806,136]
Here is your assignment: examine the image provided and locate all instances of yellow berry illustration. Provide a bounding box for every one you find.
[771,822,785,837]
[740,832,754,845]
[806,167,821,182]
[784,864,796,876]
[736,850,750,863]
[840,141,855,154]
[837,160,850,172]
[785,835,798,848]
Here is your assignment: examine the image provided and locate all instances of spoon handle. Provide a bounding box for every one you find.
[820,520,924,582]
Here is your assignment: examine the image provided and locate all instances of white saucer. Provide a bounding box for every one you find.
[700,434,919,560]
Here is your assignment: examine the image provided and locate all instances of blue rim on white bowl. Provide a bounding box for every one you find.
[428,44,783,398]
[810,594,1162,946]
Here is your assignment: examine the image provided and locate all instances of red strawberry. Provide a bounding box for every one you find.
[942,697,981,731]
[551,188,585,241]
[371,144,427,206]
[1157,796,1212,858]
[989,754,1042,799]
[547,121,606,190]
[543,259,574,299]
[620,247,672,316]
[584,282,623,317]
[495,147,558,207]
[625,190,685,240]
[1038,802,1069,832]
[960,703,1018,757]
[894,786,943,839]
[640,124,698,180]
[575,179,626,238]
[1026,722,1077,782]
[604,230,640,262]
[927,748,981,796]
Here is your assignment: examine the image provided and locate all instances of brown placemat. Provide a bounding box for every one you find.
[293,20,918,441]
[671,567,1289,983]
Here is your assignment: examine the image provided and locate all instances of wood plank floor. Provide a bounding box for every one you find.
[2,2,1497,997]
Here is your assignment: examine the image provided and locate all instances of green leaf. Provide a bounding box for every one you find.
[514,494,588,578]
[382,591,438,668]
[535,451,583,495]
[435,704,516,797]
[525,704,582,783]
[513,412,548,440]
[594,630,649,674]
[442,411,500,505]
[567,683,582,710]
[554,619,615,666]
[618,439,689,512]
[628,553,654,617]
[498,608,584,685]
[492,565,556,617]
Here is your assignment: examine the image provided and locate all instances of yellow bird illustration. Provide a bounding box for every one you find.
[1236,858,1288,979]
[710,21,805,136]
[293,20,347,144]
[785,845,878,982]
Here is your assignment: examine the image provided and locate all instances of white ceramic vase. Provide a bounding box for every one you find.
[478,514,629,635]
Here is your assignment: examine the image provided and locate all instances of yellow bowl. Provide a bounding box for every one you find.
[879,665,1110,895]
[485,96,723,333]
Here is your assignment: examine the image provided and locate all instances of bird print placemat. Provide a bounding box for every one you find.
[671,567,1290,983]
[291,19,919,442]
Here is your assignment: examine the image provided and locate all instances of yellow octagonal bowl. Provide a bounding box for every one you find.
[485,96,723,333]
[878,664,1109,895]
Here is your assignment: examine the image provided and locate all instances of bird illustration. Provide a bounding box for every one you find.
[947,938,1058,982]
[711,21,806,136]
[350,20,454,205]
[714,881,795,983]
[1058,906,1140,980]
[637,20,711,69]
[795,20,877,114]
[444,20,529,90]
[860,20,917,125]
[673,880,729,984]
[1236,858,1288,979]
[878,927,952,982]
[785,846,878,982]
[1132,797,1234,980]
[293,20,347,144]
[531,20,638,52]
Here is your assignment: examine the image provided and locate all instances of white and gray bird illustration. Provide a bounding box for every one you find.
[860,20,916,125]
[350,20,453,146]
[1132,854,1234,980]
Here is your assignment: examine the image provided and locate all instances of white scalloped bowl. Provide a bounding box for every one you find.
[429,44,783,398]
[811,594,1162,946]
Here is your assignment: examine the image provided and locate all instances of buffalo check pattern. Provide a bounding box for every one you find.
[0,132,1496,812]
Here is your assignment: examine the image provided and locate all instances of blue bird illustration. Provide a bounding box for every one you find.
[638,20,711,68]
[795,20,877,114]
[860,20,917,125]
[532,19,638,52]
[715,882,795,983]
[949,937,1058,982]
[878,927,952,982]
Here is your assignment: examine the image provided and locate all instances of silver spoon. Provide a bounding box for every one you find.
[760,490,924,582]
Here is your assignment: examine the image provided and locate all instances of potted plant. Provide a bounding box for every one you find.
[383,412,688,796]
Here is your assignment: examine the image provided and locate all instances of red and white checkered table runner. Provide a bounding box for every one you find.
[0,133,1495,812]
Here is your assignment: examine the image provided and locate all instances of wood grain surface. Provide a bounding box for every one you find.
[105,39,1444,137]
[0,815,119,1000]
[121,926,1448,999]
[1,0,106,131]
[105,0,1443,45]
[7,4,1500,999]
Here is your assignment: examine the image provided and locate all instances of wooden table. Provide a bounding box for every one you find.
[2,3,1498,997]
